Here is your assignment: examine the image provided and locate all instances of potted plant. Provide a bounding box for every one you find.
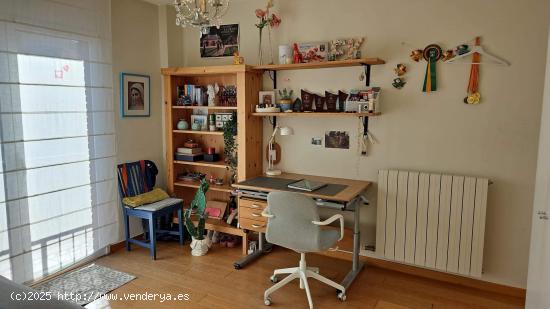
[278,88,293,112]
[223,112,238,183]
[183,178,211,256]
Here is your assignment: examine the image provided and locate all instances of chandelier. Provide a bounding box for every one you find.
[174,0,229,32]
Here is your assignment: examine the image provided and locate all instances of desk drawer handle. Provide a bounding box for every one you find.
[251,213,262,217]
[250,204,262,209]
[251,224,264,228]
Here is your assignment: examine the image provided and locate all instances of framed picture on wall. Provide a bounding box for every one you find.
[200,24,239,58]
[120,73,150,117]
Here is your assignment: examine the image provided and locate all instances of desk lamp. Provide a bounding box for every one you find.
[266,126,293,176]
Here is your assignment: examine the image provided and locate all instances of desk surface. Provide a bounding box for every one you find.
[233,172,371,202]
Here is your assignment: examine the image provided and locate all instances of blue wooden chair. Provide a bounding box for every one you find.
[116,160,184,260]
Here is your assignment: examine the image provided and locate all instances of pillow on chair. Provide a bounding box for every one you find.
[122,188,170,207]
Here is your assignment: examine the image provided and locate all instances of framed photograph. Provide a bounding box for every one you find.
[259,91,275,106]
[191,115,208,131]
[325,131,350,149]
[297,42,328,63]
[200,24,239,58]
[120,73,150,117]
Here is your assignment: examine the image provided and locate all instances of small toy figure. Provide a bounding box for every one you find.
[392,77,406,89]
[410,49,423,62]
[233,52,244,65]
[207,83,219,106]
[394,63,407,76]
[442,49,455,61]
[292,43,303,64]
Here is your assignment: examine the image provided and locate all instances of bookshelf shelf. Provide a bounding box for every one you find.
[173,130,224,135]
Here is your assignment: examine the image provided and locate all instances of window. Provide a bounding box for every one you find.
[0,0,116,283]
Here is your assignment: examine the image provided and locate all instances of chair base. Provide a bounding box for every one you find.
[264,253,346,309]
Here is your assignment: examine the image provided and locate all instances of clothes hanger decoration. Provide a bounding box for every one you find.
[465,37,481,104]
[422,44,443,92]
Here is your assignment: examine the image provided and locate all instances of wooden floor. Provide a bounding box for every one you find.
[86,241,524,309]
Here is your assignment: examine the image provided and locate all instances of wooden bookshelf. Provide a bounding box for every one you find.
[251,112,381,117]
[163,65,263,250]
[254,58,385,71]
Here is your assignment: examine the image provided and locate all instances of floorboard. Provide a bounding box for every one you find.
[85,241,525,309]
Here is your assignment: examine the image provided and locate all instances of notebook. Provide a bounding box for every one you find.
[287,179,327,192]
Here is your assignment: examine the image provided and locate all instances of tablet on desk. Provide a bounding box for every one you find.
[287,179,327,192]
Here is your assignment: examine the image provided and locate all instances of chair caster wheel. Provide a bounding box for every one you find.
[337,292,347,302]
[233,263,241,270]
[264,297,272,306]
[270,275,278,283]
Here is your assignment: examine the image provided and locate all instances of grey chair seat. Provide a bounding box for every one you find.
[125,197,183,211]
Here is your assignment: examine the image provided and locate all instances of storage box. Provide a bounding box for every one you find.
[174,153,204,161]
[204,153,220,162]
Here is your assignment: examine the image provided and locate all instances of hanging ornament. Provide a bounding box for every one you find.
[410,49,423,62]
[464,37,481,104]
[392,77,406,89]
[422,44,442,93]
[442,49,455,61]
[394,63,407,76]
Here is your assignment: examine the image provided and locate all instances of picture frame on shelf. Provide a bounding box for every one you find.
[191,114,208,131]
[259,91,276,106]
[120,73,150,117]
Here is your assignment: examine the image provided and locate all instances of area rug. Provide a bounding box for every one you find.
[33,264,135,306]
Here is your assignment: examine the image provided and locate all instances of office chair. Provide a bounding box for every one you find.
[261,192,346,308]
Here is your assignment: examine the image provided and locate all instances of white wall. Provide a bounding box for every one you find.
[112,0,165,237]
[170,0,550,287]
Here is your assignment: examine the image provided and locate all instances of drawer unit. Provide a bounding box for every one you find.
[239,198,267,210]
[239,217,267,233]
[239,206,267,223]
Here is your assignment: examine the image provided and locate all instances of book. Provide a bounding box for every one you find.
[175,153,204,162]
[287,179,327,192]
[176,147,202,154]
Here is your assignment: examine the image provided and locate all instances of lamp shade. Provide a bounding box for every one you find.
[279,126,294,136]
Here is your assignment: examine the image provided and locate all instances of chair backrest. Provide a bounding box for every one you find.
[116,160,158,199]
[265,191,322,252]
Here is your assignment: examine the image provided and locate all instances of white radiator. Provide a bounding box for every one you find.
[376,170,489,277]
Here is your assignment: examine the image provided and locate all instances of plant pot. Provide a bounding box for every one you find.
[190,237,212,256]
[279,99,293,112]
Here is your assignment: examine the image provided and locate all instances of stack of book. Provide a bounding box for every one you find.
[174,146,203,162]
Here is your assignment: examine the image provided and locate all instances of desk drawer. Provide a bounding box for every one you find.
[239,198,267,210]
[239,206,267,223]
[239,217,267,233]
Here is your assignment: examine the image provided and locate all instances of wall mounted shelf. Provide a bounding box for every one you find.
[254,58,386,89]
[251,112,381,117]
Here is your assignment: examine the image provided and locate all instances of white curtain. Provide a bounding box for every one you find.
[0,0,117,283]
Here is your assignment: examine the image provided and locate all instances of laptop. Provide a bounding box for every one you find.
[287,179,327,192]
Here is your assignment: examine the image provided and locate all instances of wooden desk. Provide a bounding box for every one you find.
[233,172,371,203]
[232,172,371,294]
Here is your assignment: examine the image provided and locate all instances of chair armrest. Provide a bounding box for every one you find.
[261,207,274,218]
[312,214,344,241]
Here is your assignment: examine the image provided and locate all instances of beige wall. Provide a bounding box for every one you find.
[169,0,550,287]
[112,0,165,237]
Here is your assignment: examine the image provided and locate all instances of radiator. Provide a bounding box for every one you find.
[376,170,489,277]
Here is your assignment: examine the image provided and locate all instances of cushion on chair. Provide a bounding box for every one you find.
[132,197,183,212]
[122,188,170,207]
